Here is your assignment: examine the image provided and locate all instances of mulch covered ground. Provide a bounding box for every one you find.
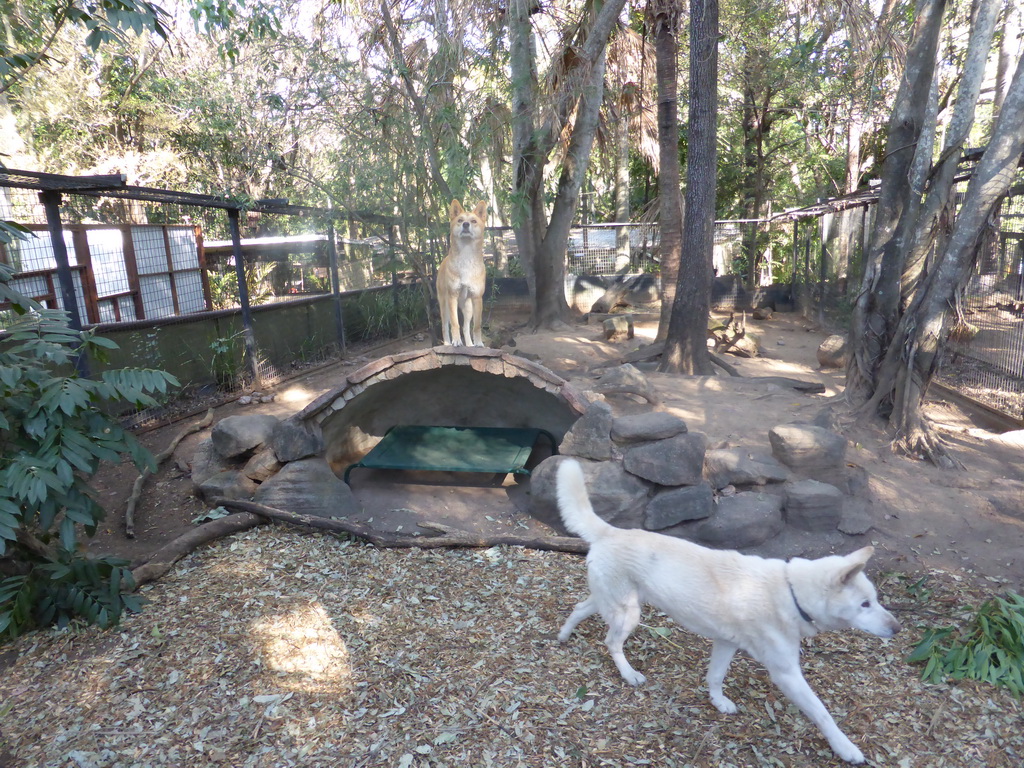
[1,525,1020,768]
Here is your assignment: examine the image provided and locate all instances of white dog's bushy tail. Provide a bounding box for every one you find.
[556,459,612,542]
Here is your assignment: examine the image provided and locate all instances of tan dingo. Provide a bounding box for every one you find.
[436,199,487,347]
[555,458,901,764]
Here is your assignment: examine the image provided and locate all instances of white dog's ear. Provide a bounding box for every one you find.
[473,200,488,220]
[450,200,464,217]
[838,546,874,585]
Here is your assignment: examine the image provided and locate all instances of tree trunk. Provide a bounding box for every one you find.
[535,47,609,327]
[651,0,683,343]
[900,0,1001,302]
[847,0,946,406]
[658,0,718,375]
[508,0,627,329]
[871,55,1024,465]
[993,0,1023,127]
[614,96,632,272]
[379,0,454,203]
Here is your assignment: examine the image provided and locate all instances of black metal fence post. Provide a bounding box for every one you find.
[39,189,90,377]
[227,208,261,388]
[326,218,347,354]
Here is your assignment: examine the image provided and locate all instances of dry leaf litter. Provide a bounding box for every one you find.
[0,526,1021,768]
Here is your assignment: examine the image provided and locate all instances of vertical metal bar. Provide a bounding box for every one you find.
[228,208,261,388]
[818,213,827,327]
[120,224,145,320]
[71,227,100,324]
[160,226,181,314]
[326,219,347,354]
[791,219,799,307]
[39,190,90,377]
[195,225,214,311]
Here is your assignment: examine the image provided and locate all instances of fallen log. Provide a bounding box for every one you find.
[129,498,588,590]
[130,511,265,588]
[217,498,589,554]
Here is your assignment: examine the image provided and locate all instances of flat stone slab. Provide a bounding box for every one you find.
[623,432,707,486]
[611,412,688,443]
[704,448,789,489]
[645,484,714,530]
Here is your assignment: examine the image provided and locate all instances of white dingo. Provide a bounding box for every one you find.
[555,458,901,764]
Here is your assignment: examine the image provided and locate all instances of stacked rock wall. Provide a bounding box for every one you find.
[529,389,871,549]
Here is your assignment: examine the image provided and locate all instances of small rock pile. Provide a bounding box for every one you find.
[530,399,872,549]
[191,414,359,517]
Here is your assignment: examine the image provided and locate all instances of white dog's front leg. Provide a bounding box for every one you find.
[706,641,739,714]
[769,665,865,764]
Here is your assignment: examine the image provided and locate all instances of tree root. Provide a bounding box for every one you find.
[892,423,964,470]
[125,409,214,538]
[129,498,587,590]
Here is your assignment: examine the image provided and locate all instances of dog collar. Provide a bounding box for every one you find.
[788,582,816,625]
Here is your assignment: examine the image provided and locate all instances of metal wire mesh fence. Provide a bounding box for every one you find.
[935,188,1024,420]
[3,168,1024,424]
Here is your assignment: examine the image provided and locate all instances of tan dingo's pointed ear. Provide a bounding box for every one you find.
[450,200,464,218]
[473,200,488,220]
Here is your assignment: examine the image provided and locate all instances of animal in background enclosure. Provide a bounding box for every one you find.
[436,199,488,347]
[554,458,901,765]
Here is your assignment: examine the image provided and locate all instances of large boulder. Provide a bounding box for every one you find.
[271,416,324,463]
[559,401,613,460]
[529,455,650,529]
[644,484,714,530]
[196,470,258,503]
[603,315,634,341]
[623,432,707,486]
[242,447,283,483]
[611,412,688,444]
[817,335,848,368]
[592,364,659,404]
[211,414,280,459]
[191,437,235,487]
[784,479,844,532]
[688,492,784,549]
[704,448,789,489]
[254,457,360,518]
[768,423,846,472]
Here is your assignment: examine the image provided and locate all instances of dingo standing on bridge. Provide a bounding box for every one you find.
[436,199,488,347]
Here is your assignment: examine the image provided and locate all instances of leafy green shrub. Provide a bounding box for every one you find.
[907,591,1024,696]
[0,263,178,640]
[346,287,427,342]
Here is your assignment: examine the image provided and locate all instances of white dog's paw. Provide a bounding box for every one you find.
[556,631,571,643]
[831,738,865,764]
[710,694,738,714]
[622,669,647,686]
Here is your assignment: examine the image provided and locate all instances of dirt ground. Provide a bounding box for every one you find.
[6,309,1024,768]
[90,310,1024,591]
